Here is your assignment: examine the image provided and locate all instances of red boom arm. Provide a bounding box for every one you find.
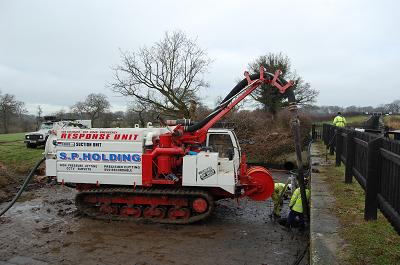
[173,67,294,144]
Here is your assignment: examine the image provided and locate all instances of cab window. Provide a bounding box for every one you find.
[40,123,53,130]
[208,134,234,159]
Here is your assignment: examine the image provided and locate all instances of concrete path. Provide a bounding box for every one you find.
[309,144,346,265]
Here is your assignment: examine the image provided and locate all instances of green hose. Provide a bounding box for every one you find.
[0,157,46,217]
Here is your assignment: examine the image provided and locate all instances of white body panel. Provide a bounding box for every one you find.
[56,141,142,152]
[45,159,56,176]
[58,172,142,186]
[196,152,219,185]
[56,161,141,174]
[45,127,240,195]
[182,152,236,194]
[46,127,169,185]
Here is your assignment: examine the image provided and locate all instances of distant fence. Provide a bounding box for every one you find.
[322,124,400,234]
[311,124,323,141]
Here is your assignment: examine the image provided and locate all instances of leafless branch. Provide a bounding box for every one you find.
[110,30,211,118]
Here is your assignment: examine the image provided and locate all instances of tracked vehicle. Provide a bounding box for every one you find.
[45,68,297,224]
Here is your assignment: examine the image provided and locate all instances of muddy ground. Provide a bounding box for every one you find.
[0,173,309,265]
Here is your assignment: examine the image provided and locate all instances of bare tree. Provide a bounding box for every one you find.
[248,52,318,116]
[110,30,212,118]
[0,93,26,133]
[129,101,148,127]
[71,93,110,127]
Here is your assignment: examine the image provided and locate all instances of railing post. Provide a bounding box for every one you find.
[345,130,355,183]
[394,132,400,141]
[312,124,316,140]
[335,128,343,166]
[330,126,335,155]
[364,137,382,221]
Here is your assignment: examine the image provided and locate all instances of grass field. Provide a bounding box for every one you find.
[314,115,369,126]
[384,115,400,130]
[0,132,26,143]
[316,114,400,129]
[344,115,369,125]
[0,132,43,174]
[316,143,400,265]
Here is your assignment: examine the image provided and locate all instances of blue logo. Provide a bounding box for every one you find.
[59,152,141,162]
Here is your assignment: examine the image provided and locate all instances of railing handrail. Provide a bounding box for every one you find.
[321,123,400,235]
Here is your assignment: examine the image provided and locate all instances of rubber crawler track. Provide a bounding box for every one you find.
[75,187,215,224]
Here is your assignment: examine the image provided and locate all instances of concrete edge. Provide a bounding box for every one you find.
[309,143,346,265]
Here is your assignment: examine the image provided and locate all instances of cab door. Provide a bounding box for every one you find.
[206,131,240,175]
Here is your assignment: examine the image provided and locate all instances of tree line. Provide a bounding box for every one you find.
[302,100,400,116]
[0,93,27,133]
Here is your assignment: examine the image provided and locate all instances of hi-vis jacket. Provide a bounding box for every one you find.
[333,115,346,127]
[289,188,310,213]
[272,182,286,202]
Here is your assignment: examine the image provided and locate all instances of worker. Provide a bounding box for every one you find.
[333,112,346,127]
[271,182,287,219]
[284,187,310,230]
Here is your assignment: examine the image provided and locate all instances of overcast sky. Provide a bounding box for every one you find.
[0,0,399,115]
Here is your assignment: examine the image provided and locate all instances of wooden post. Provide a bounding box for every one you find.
[394,132,400,141]
[323,124,328,145]
[335,128,342,166]
[287,102,309,220]
[364,137,382,221]
[312,124,316,141]
[329,127,335,155]
[345,131,355,183]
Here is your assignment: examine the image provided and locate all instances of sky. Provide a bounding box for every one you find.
[0,0,399,115]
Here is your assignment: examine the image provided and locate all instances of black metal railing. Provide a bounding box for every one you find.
[322,123,400,234]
